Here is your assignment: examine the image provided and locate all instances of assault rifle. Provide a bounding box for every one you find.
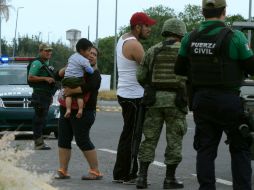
[131,100,146,160]
[232,21,254,160]
[240,80,254,160]
[41,64,60,96]
[130,85,156,172]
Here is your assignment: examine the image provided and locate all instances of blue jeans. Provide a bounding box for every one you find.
[193,89,252,190]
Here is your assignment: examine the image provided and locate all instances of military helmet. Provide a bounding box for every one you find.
[161,18,187,37]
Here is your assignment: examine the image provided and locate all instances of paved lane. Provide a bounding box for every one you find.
[11,111,254,190]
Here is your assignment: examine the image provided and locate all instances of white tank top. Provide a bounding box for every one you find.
[116,36,144,98]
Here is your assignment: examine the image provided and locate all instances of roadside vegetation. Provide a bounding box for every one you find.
[0,132,57,190]
[98,90,117,101]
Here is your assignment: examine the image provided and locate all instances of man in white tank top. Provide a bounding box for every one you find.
[113,12,156,184]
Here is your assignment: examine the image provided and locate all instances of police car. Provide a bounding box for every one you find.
[0,56,59,138]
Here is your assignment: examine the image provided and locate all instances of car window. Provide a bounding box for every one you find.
[0,67,27,85]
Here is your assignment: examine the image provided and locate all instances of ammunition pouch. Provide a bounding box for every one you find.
[175,88,188,113]
[142,85,156,106]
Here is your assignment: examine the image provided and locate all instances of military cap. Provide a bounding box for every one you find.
[39,43,53,51]
[202,0,226,9]
[161,18,186,37]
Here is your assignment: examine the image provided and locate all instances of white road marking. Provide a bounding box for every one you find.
[98,148,117,154]
[192,174,232,186]
[98,149,166,167]
[98,148,233,186]
[152,161,166,167]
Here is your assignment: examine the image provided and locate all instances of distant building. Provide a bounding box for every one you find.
[100,74,111,91]
[66,29,81,51]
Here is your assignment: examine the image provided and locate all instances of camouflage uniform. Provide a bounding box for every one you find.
[136,18,187,189]
[137,41,187,165]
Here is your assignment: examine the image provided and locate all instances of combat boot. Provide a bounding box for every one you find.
[34,136,51,150]
[163,164,183,189]
[136,162,150,189]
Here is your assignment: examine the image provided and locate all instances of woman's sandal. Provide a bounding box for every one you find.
[55,168,71,179]
[81,169,103,180]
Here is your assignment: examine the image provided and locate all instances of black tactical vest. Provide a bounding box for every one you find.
[187,23,244,88]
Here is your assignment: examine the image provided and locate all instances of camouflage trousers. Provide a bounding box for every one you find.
[138,107,187,165]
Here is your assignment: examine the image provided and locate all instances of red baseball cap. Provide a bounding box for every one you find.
[130,12,156,26]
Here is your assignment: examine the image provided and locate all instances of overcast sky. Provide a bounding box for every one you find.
[2,0,252,46]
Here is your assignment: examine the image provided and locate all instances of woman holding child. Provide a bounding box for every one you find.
[56,44,103,180]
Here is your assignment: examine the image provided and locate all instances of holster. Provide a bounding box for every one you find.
[186,82,194,111]
[175,88,188,113]
[142,85,156,106]
[238,106,254,160]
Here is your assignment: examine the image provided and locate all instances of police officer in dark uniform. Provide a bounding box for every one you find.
[175,0,254,189]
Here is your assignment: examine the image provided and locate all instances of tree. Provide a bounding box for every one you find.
[118,5,177,51]
[142,5,177,50]
[0,0,13,55]
[97,36,115,74]
[50,41,73,70]
[17,35,39,57]
[15,35,73,70]
[225,14,246,26]
[178,4,204,31]
[0,0,12,20]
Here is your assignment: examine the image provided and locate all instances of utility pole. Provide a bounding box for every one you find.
[48,31,52,44]
[113,0,118,90]
[95,0,99,48]
[88,25,90,40]
[38,31,42,42]
[12,7,24,59]
[0,15,2,56]
[248,0,252,42]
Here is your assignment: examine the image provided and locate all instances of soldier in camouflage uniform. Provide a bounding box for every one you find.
[136,18,187,189]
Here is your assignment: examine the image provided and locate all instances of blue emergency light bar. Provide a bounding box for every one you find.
[0,56,10,63]
[0,56,34,64]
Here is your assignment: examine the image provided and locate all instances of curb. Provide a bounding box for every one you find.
[96,105,122,112]
[96,106,193,116]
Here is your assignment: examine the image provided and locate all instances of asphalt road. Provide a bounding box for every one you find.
[10,110,254,190]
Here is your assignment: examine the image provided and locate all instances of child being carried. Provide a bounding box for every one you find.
[62,38,93,118]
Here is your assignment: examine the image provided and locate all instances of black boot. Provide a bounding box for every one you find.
[34,136,51,150]
[163,164,184,189]
[136,162,150,189]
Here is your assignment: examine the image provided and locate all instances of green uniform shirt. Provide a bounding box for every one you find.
[29,58,52,94]
[179,20,253,60]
